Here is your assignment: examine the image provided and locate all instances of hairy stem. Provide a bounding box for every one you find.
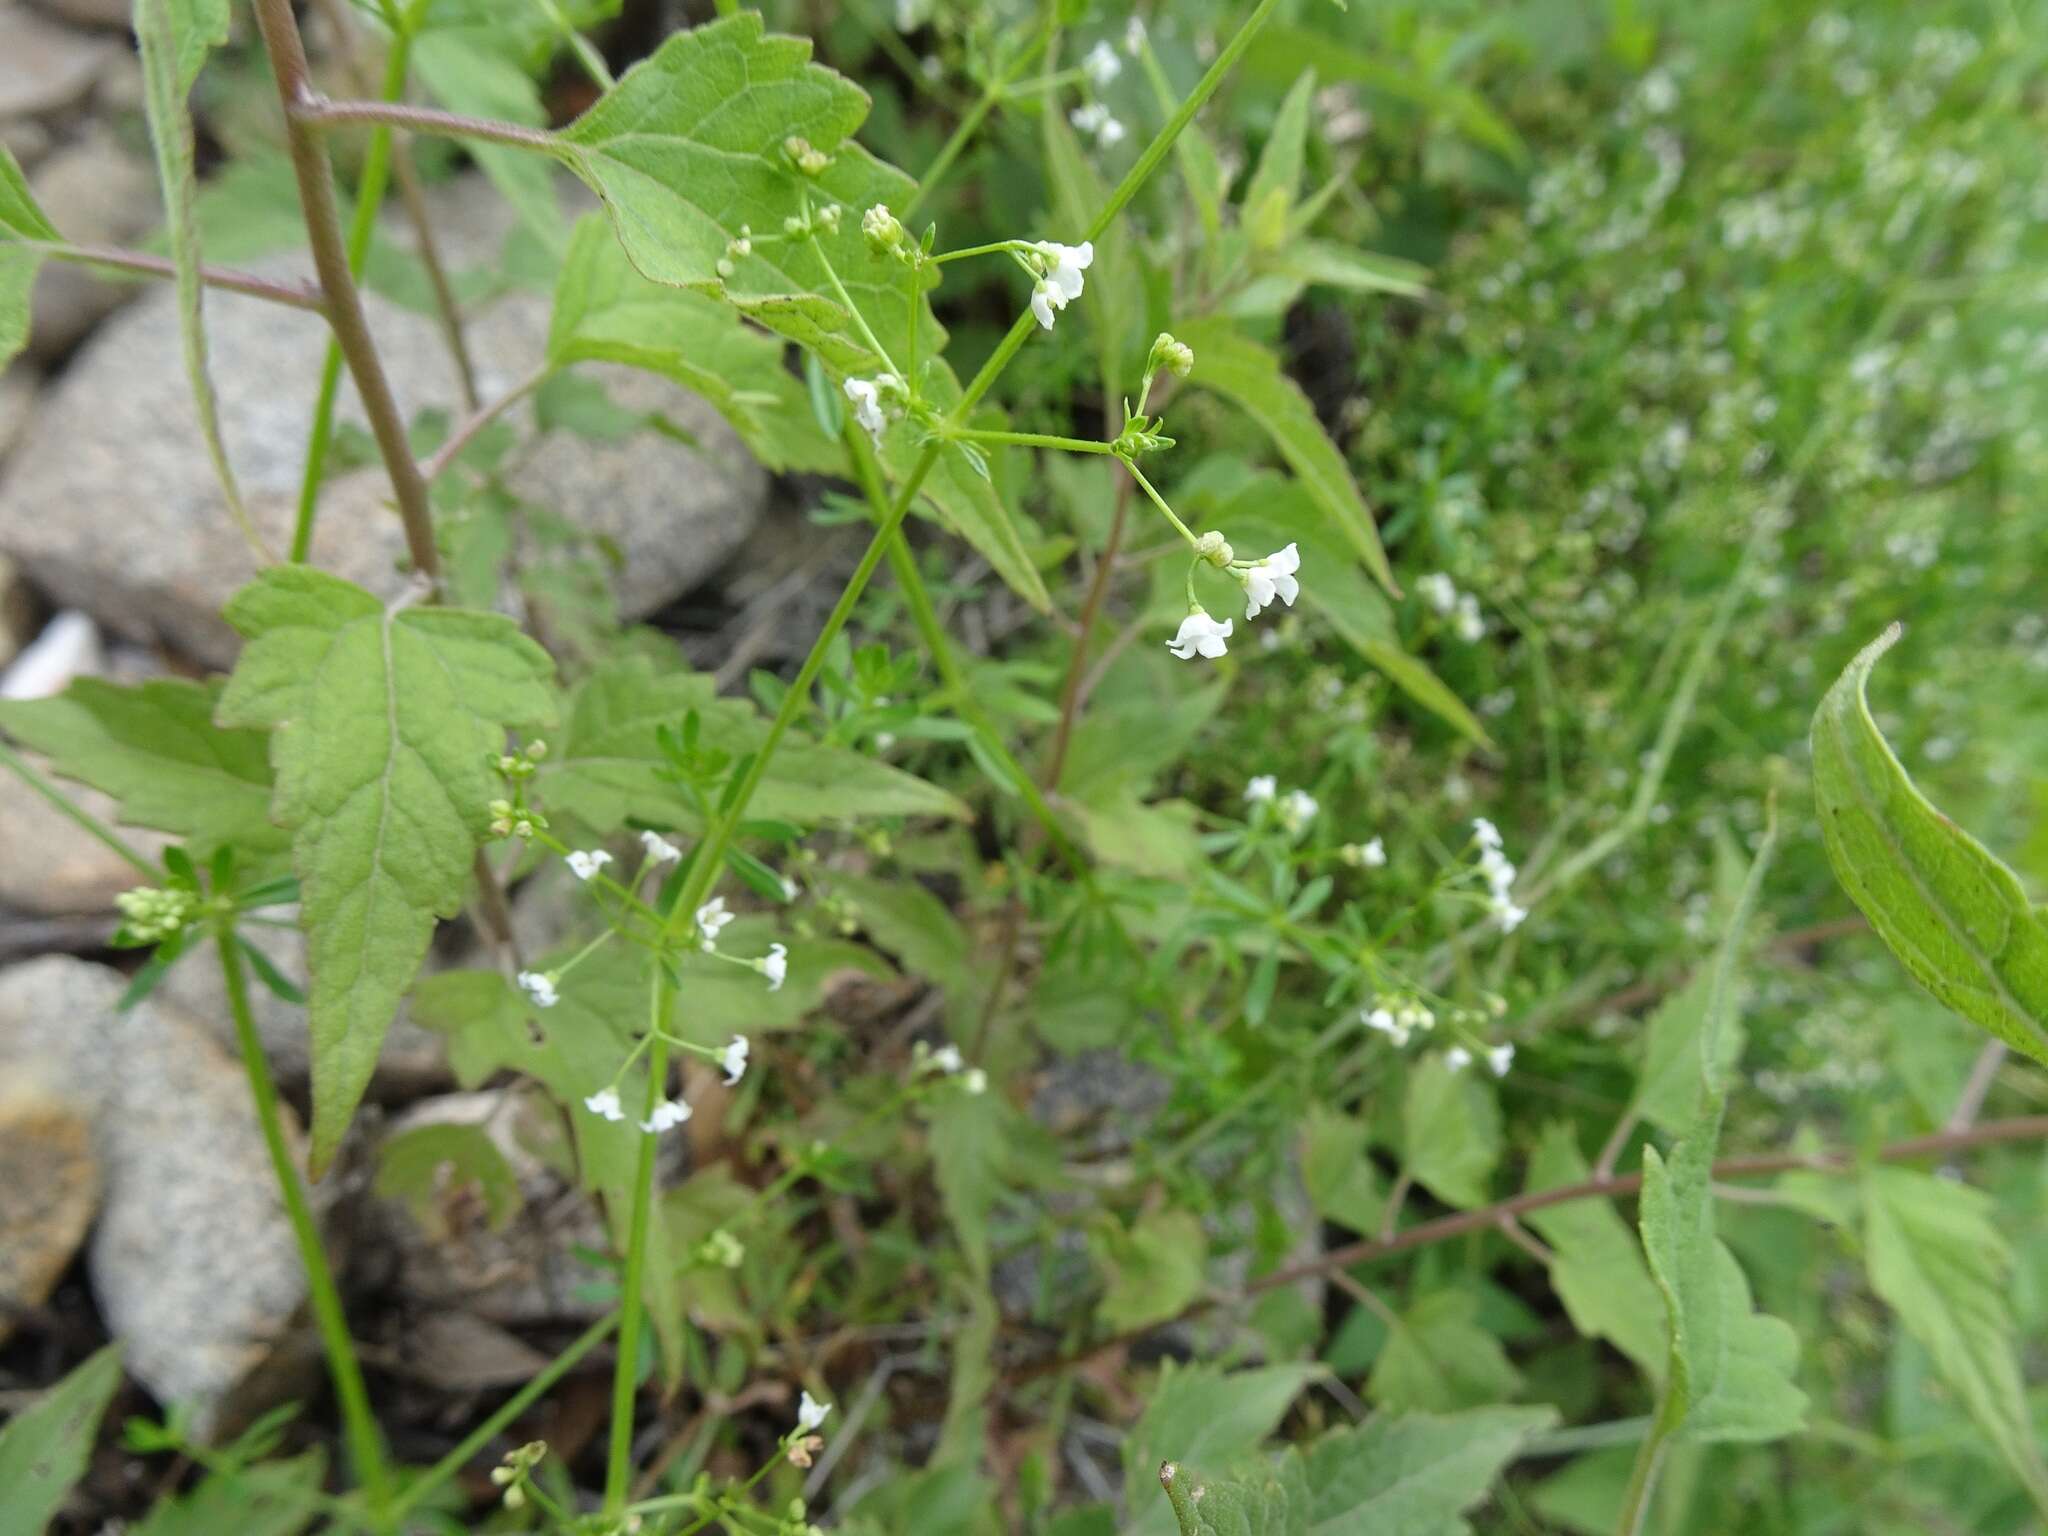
[421,364,553,482]
[216,925,393,1522]
[294,95,564,156]
[27,241,326,312]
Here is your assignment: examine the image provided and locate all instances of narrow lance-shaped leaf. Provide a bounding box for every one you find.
[1810,623,2048,1066]
[134,0,262,556]
[218,568,555,1172]
[0,144,58,367]
[0,1344,124,1535]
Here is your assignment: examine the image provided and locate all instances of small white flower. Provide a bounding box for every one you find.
[844,376,888,443]
[1492,896,1528,933]
[1360,836,1387,867]
[1245,775,1278,805]
[1032,240,1093,300]
[567,849,613,882]
[1278,789,1318,832]
[1166,609,1233,661]
[929,1044,964,1074]
[1472,817,1503,852]
[640,829,682,865]
[962,1067,988,1095]
[797,1391,832,1432]
[584,1087,624,1122]
[1454,592,1485,642]
[1124,16,1147,54]
[720,1036,750,1086]
[1417,572,1458,615]
[1096,115,1127,147]
[1363,1007,1411,1047]
[640,1098,692,1134]
[1479,847,1516,898]
[1070,102,1125,147]
[1083,39,1122,88]
[1445,1046,1473,1073]
[696,896,734,952]
[760,942,788,992]
[517,970,559,1009]
[1487,1043,1516,1077]
[1239,543,1302,620]
[1030,277,1070,330]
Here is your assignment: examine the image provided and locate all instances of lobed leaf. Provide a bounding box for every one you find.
[218,567,556,1172]
[1366,1289,1521,1414]
[1810,623,2048,1066]
[1299,1405,1556,1534]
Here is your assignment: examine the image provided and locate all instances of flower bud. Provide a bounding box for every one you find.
[1149,331,1195,378]
[783,135,830,175]
[1194,530,1234,568]
[863,203,905,252]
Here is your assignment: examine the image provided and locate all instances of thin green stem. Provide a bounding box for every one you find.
[291,28,415,564]
[953,427,1113,455]
[216,924,393,1524]
[903,23,1052,221]
[604,965,672,1512]
[1126,461,1201,547]
[421,363,553,482]
[389,1311,619,1520]
[1614,1404,1677,1536]
[534,0,614,89]
[811,234,900,374]
[931,239,1030,264]
[0,740,159,879]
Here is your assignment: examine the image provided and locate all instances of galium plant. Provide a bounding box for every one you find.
[1,1,2046,1534]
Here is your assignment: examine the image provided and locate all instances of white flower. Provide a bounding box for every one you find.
[1083,39,1122,88]
[1096,115,1127,147]
[1363,1007,1411,1047]
[1278,789,1318,832]
[844,376,888,443]
[517,970,558,1009]
[1487,1043,1516,1077]
[1479,847,1516,899]
[1166,610,1233,661]
[1033,240,1093,300]
[567,849,613,882]
[1029,277,1072,330]
[760,942,788,992]
[1245,775,1278,805]
[1239,543,1301,620]
[929,1044,964,1074]
[1472,817,1503,852]
[1124,16,1147,54]
[797,1391,832,1432]
[962,1068,988,1095]
[1454,592,1485,642]
[720,1035,750,1086]
[640,1098,692,1134]
[1360,837,1387,867]
[1070,102,1125,147]
[695,896,734,952]
[1493,898,1529,934]
[1445,1046,1473,1073]
[640,829,682,865]
[584,1087,624,1121]
[1417,572,1458,615]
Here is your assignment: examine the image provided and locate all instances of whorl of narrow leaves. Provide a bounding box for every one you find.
[1810,623,2048,1066]
[218,568,555,1173]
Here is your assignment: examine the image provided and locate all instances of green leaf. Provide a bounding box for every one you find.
[548,214,836,473]
[1522,1123,1667,1380]
[1264,240,1428,298]
[1215,476,1485,744]
[1810,624,2048,1066]
[413,28,563,249]
[1301,1101,1384,1235]
[1175,317,1394,595]
[0,1344,124,1534]
[217,568,556,1172]
[1861,1166,2048,1514]
[927,1089,1004,1282]
[1367,1289,1521,1414]
[1094,1208,1207,1334]
[827,870,978,1018]
[1161,1457,1307,1536]
[901,426,1054,615]
[131,1449,328,1536]
[0,678,283,858]
[135,0,253,550]
[1124,1363,1324,1536]
[0,144,56,367]
[374,1121,523,1234]
[1400,1057,1501,1209]
[541,658,969,831]
[1628,969,1744,1138]
[1299,1406,1557,1534]
[1241,72,1316,251]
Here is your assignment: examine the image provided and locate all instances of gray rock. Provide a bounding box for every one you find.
[0,763,173,915]
[27,127,161,361]
[0,956,312,1438]
[0,117,51,174]
[0,1089,100,1346]
[0,9,113,119]
[0,178,770,669]
[0,365,37,466]
[29,0,135,32]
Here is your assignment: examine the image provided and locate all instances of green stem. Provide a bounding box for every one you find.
[1613,1404,1678,1536]
[953,427,1113,455]
[604,966,672,1512]
[1126,461,1201,547]
[903,23,1052,221]
[388,1311,619,1520]
[931,239,1030,264]
[811,235,900,374]
[0,740,160,879]
[215,924,393,1523]
[291,28,415,564]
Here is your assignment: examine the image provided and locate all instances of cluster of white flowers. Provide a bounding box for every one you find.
[1167,540,1303,664]
[1070,101,1127,148]
[640,829,681,864]
[914,1041,988,1094]
[567,848,613,882]
[1363,1000,1435,1048]
[1416,572,1486,642]
[1473,818,1527,932]
[1240,543,1300,619]
[517,970,558,1009]
[1444,1043,1515,1077]
[1341,837,1387,868]
[843,370,905,446]
[1027,240,1093,330]
[1242,776,1317,832]
[584,1085,693,1135]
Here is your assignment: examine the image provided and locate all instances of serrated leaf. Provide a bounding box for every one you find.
[1299,1406,1557,1535]
[1162,1456,1308,1536]
[1175,317,1394,595]
[413,28,563,249]
[1522,1122,1666,1380]
[1094,1208,1207,1334]
[548,214,836,473]
[1811,624,2048,1066]
[0,1344,123,1534]
[1862,1166,2048,1514]
[135,0,253,550]
[1400,1057,1501,1209]
[1628,969,1744,1137]
[1124,1363,1324,1536]
[1301,1101,1384,1235]
[217,568,555,1172]
[1367,1289,1521,1414]
[541,658,968,832]
[0,678,283,858]
[1215,476,1485,744]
